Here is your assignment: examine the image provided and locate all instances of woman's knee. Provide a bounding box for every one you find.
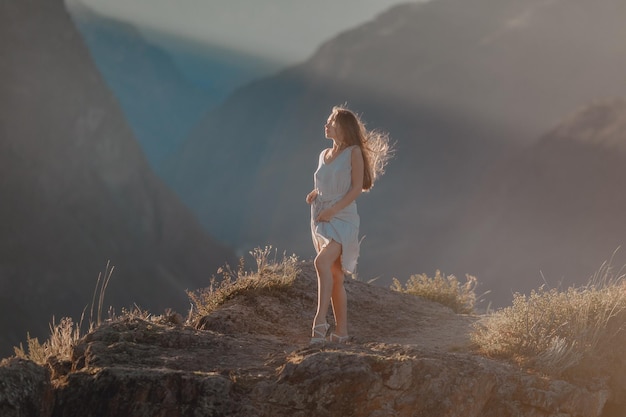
[331,265,344,283]
[315,242,342,272]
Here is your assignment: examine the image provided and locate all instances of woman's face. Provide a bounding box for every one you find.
[324,113,341,141]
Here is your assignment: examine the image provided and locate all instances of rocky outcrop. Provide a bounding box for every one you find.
[0,263,617,416]
[0,0,234,357]
[0,358,53,417]
[254,346,608,417]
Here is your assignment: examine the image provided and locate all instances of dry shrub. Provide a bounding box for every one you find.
[14,317,82,365]
[187,246,300,320]
[392,270,477,314]
[472,262,626,377]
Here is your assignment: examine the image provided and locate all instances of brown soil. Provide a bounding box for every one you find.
[177,261,478,378]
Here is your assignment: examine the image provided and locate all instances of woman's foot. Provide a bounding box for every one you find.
[329,333,350,343]
[310,323,330,344]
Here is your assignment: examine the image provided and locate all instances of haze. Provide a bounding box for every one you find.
[71,0,429,64]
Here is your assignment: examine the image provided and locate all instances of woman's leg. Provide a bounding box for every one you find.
[330,257,348,337]
[312,240,342,335]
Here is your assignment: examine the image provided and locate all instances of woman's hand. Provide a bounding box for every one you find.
[306,189,318,205]
[316,207,337,222]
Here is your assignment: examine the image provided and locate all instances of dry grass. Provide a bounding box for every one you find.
[391,270,477,314]
[187,246,300,321]
[14,317,82,365]
[14,248,300,366]
[14,261,115,365]
[471,261,626,377]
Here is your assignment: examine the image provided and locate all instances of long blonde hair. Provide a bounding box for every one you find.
[332,105,393,190]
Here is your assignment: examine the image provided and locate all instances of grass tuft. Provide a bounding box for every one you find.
[14,317,83,365]
[471,260,626,377]
[90,260,114,327]
[392,270,477,314]
[187,246,300,321]
[14,261,114,365]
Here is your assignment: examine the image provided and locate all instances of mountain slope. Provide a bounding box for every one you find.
[164,0,626,304]
[0,0,234,356]
[65,2,216,170]
[458,99,626,302]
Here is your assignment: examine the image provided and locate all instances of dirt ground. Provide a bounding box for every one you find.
[188,261,479,377]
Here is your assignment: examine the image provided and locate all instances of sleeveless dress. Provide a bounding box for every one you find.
[311,145,360,274]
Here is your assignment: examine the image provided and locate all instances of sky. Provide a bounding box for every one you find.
[73,0,428,65]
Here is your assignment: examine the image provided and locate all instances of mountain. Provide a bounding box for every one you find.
[457,99,626,303]
[0,0,234,356]
[65,1,278,172]
[163,0,626,305]
[65,2,214,170]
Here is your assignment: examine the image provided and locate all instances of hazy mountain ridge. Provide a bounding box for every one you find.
[309,0,626,136]
[66,1,282,172]
[458,99,626,300]
[545,99,626,150]
[164,0,626,305]
[0,0,234,356]
[65,2,216,170]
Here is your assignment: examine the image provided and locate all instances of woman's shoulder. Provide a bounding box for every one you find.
[349,145,362,157]
[319,147,331,159]
[340,146,360,162]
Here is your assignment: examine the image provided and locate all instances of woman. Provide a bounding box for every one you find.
[306,105,392,343]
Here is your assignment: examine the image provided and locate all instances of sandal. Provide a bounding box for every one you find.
[329,333,350,343]
[310,323,330,344]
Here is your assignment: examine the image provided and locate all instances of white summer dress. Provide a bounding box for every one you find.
[311,145,360,274]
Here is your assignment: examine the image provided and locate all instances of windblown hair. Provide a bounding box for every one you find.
[332,105,394,190]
